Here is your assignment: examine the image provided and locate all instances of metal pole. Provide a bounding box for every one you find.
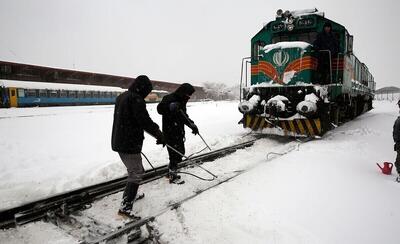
[239,57,251,102]
[178,109,212,151]
[198,133,212,151]
[240,59,244,102]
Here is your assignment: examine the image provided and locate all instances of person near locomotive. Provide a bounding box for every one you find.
[111,75,165,219]
[157,83,198,184]
[393,100,400,182]
[313,22,339,84]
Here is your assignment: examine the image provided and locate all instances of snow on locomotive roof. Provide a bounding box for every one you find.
[263,41,311,53]
[290,8,324,18]
[0,79,125,92]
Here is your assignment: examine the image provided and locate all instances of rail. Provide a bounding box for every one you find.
[0,139,257,229]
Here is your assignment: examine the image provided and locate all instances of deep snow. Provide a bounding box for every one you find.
[154,101,400,244]
[1,100,400,244]
[0,101,245,210]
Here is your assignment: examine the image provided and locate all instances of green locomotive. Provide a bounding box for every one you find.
[238,8,375,136]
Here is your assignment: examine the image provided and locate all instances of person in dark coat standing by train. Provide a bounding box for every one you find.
[111,75,165,219]
[393,100,400,182]
[313,22,339,84]
[157,83,198,184]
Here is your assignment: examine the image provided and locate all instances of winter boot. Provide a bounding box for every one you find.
[118,182,141,220]
[168,170,184,184]
[396,174,400,183]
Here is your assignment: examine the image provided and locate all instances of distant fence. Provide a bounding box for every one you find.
[375,92,400,102]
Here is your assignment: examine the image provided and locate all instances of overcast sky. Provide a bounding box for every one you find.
[0,0,398,88]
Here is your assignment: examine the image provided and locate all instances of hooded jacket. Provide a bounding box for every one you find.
[111,75,161,153]
[393,116,400,144]
[157,83,195,141]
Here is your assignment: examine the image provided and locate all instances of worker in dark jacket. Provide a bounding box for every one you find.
[157,83,198,184]
[313,22,339,84]
[393,100,400,182]
[111,75,165,219]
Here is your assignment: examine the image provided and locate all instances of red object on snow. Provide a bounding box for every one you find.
[376,162,393,175]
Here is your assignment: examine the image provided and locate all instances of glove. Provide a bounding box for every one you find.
[155,131,166,147]
[169,102,181,112]
[191,124,199,135]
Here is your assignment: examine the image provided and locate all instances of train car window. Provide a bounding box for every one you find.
[77,91,84,98]
[26,89,37,97]
[11,90,16,96]
[85,91,92,98]
[17,89,25,97]
[92,91,98,98]
[49,90,58,98]
[68,91,77,98]
[60,90,68,98]
[39,89,48,97]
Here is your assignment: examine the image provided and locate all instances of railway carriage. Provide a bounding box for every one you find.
[238,9,375,136]
[0,80,169,108]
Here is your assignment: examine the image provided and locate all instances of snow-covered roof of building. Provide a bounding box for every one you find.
[263,41,311,53]
[0,79,126,92]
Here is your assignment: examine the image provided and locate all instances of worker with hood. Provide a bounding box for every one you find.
[111,75,165,219]
[157,83,198,184]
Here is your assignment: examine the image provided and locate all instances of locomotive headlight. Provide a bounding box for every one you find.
[276,9,283,17]
[287,24,294,31]
[283,10,290,17]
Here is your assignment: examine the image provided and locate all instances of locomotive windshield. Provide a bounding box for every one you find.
[272,32,318,44]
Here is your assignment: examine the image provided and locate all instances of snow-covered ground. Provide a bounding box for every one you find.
[0,101,246,210]
[155,100,400,244]
[1,100,400,244]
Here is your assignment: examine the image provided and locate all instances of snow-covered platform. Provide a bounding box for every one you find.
[1,101,400,243]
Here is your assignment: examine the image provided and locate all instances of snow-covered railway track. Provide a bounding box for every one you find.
[82,136,313,244]
[0,139,257,230]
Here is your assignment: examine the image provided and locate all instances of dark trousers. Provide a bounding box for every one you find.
[316,53,332,84]
[396,150,400,175]
[166,139,185,171]
[118,153,144,204]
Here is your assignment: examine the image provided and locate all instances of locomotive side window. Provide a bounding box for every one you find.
[252,41,266,60]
